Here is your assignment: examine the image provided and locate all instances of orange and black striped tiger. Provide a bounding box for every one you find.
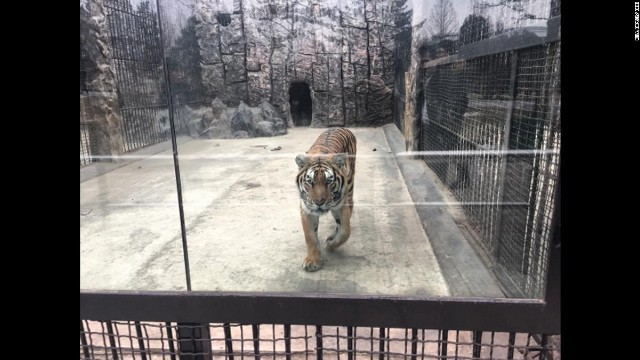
[295,128,357,271]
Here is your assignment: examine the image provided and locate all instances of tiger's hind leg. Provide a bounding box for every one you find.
[326,203,352,252]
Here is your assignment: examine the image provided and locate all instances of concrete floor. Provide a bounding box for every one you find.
[80,126,450,296]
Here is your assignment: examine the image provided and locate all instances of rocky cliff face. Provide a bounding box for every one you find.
[194,0,400,127]
[80,0,124,160]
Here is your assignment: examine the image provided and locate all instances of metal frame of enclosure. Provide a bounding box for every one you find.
[81,0,561,358]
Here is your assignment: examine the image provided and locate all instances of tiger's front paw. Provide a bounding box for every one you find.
[302,255,322,272]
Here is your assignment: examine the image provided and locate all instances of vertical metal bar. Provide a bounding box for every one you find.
[347,327,354,360]
[80,320,91,360]
[439,329,448,358]
[155,0,192,291]
[369,328,374,360]
[403,329,408,360]
[336,327,340,359]
[272,324,277,359]
[135,321,149,360]
[166,322,178,360]
[224,323,235,360]
[177,323,213,360]
[492,50,519,260]
[507,332,516,359]
[539,334,548,360]
[418,330,425,360]
[305,325,309,360]
[240,325,245,360]
[378,328,385,360]
[472,331,482,359]
[105,321,119,360]
[410,329,418,360]
[488,332,495,359]
[453,331,459,358]
[252,324,260,360]
[284,324,292,360]
[316,326,323,360]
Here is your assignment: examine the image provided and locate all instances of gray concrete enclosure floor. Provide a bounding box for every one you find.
[80,127,450,296]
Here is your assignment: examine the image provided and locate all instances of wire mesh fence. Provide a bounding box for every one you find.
[421,38,560,298]
[104,0,170,153]
[80,0,208,166]
[498,42,560,298]
[80,122,93,167]
[80,320,560,360]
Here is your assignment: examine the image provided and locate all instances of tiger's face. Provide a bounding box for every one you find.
[296,154,346,216]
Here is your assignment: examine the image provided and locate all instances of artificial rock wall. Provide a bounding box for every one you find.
[194,0,397,127]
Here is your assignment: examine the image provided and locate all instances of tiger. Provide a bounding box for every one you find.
[295,127,357,271]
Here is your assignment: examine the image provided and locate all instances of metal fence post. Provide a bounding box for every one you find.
[176,323,213,360]
[155,0,192,292]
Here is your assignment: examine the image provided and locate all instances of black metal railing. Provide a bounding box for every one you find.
[80,320,559,360]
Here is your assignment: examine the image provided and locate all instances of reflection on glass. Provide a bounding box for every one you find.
[81,0,559,299]
[80,0,187,291]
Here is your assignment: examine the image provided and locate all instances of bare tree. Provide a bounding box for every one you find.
[427,0,458,41]
[473,0,549,21]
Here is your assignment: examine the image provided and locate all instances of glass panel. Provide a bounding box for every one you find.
[80,0,187,291]
[81,0,560,299]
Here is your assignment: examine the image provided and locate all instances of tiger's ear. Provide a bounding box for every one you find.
[332,153,346,168]
[295,154,309,169]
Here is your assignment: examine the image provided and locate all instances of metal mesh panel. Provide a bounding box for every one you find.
[81,320,560,359]
[422,52,512,255]
[80,4,92,167]
[80,122,93,167]
[105,0,169,152]
[497,42,560,298]
[421,41,560,298]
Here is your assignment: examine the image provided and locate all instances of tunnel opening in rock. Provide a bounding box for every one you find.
[289,82,312,127]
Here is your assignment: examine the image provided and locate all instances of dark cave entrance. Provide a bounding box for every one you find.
[289,82,312,127]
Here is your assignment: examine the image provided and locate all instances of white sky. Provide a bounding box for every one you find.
[411,0,479,27]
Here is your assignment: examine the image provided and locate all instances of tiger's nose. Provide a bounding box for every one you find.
[313,199,325,206]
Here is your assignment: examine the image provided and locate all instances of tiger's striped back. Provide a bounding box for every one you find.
[306,127,357,173]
